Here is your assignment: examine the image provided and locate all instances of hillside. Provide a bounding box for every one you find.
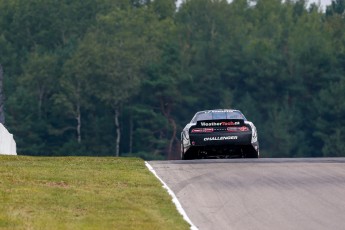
[0,156,189,229]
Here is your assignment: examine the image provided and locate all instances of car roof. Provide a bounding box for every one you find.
[190,109,247,123]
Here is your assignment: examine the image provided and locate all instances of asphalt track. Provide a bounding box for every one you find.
[149,158,345,230]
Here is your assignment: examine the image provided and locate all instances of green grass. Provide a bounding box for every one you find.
[0,156,190,230]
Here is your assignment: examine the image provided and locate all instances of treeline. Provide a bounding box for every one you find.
[0,0,345,159]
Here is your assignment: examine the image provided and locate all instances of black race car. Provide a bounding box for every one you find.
[181,109,259,159]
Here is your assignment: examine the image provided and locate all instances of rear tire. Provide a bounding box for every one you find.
[182,150,195,160]
[243,146,259,158]
[181,144,184,160]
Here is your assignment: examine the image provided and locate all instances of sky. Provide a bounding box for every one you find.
[309,0,333,10]
[176,0,334,11]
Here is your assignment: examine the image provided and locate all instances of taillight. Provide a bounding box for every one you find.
[191,128,214,133]
[227,126,249,132]
[239,126,249,131]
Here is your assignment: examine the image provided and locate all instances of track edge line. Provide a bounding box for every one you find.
[145,161,198,230]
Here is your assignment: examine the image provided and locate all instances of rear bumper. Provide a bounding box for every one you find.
[189,131,252,146]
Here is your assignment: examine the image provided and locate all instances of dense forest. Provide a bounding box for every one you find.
[0,0,345,159]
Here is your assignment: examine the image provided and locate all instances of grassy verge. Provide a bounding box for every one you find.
[0,156,189,230]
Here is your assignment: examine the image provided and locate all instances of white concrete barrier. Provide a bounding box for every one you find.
[0,123,17,155]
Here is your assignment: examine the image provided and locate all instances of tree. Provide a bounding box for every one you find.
[315,78,345,156]
[152,0,176,19]
[326,0,345,16]
[54,55,88,144]
[0,64,4,124]
[1,0,345,158]
[72,7,159,156]
[20,50,59,119]
[140,42,184,159]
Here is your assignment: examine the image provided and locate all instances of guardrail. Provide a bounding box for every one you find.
[0,123,16,155]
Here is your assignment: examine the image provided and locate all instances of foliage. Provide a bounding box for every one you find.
[1,0,345,158]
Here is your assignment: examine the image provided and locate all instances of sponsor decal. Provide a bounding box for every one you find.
[200,121,240,127]
[207,110,234,113]
[204,136,238,141]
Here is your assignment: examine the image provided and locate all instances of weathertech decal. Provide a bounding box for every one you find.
[204,136,238,141]
[200,121,240,127]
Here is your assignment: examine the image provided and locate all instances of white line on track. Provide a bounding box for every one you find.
[145,162,198,230]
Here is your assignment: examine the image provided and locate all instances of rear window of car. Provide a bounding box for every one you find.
[191,111,246,122]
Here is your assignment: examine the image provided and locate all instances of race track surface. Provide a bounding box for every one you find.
[149,158,345,230]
